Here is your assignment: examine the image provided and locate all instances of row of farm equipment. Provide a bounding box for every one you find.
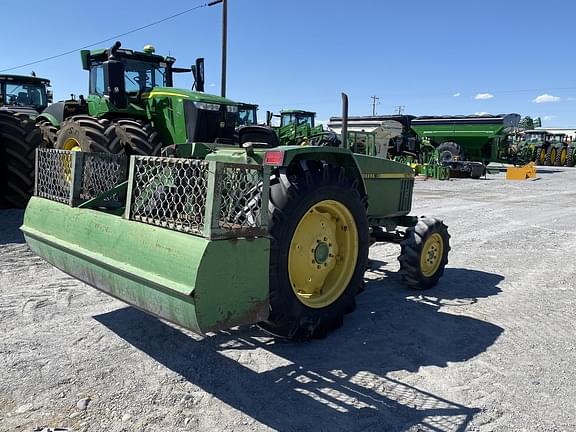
[1,41,571,209]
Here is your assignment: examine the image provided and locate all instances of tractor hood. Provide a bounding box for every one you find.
[146,87,237,106]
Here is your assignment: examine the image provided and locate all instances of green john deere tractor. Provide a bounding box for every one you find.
[22,93,451,340]
[37,41,234,155]
[0,74,52,208]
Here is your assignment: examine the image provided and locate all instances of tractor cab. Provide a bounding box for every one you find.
[547,133,566,143]
[237,103,258,126]
[80,42,205,115]
[0,74,52,114]
[280,110,316,128]
[521,130,548,143]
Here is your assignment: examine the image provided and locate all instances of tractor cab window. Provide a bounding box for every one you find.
[89,65,105,95]
[296,114,314,127]
[549,135,565,143]
[238,106,256,126]
[523,133,543,142]
[3,82,46,108]
[280,113,296,127]
[123,60,167,93]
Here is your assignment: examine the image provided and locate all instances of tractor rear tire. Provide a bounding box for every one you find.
[0,111,43,208]
[36,118,58,148]
[544,146,555,166]
[535,146,546,166]
[398,217,450,290]
[55,115,119,153]
[555,146,569,167]
[437,142,464,163]
[259,164,368,340]
[566,145,574,167]
[109,119,162,156]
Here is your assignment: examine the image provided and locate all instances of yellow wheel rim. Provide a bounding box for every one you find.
[420,233,444,278]
[63,137,82,152]
[288,199,358,309]
[539,149,546,164]
[560,148,567,166]
[550,147,557,164]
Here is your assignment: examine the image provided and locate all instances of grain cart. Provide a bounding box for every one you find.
[21,94,451,340]
[0,74,52,208]
[410,114,520,177]
[36,41,213,154]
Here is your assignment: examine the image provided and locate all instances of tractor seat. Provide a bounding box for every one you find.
[16,92,30,105]
[238,125,279,148]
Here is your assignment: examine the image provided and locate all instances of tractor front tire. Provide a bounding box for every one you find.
[55,115,118,153]
[555,146,569,167]
[36,118,58,148]
[0,111,43,208]
[535,146,546,166]
[109,119,162,156]
[437,142,464,163]
[398,217,450,290]
[259,164,369,340]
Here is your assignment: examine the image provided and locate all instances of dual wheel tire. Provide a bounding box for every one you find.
[0,111,43,208]
[55,115,162,156]
[536,145,573,167]
[260,163,450,340]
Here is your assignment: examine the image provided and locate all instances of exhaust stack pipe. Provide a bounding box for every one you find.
[341,92,348,149]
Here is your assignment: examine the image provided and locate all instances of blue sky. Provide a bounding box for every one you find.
[2,0,575,126]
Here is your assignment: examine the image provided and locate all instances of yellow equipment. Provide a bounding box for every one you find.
[506,163,537,180]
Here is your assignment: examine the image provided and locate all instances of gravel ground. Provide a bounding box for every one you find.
[1,167,575,432]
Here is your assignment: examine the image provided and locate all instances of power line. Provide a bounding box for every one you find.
[0,2,211,73]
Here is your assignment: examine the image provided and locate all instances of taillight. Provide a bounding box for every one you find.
[264,151,284,166]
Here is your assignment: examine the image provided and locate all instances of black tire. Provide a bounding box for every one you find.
[55,115,118,153]
[398,217,450,290]
[555,145,569,167]
[36,118,58,148]
[436,142,464,163]
[109,119,162,156]
[259,164,369,340]
[566,145,574,167]
[469,164,485,179]
[535,146,546,166]
[544,146,555,166]
[0,110,43,208]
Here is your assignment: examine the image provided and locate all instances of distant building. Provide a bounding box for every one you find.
[536,127,576,141]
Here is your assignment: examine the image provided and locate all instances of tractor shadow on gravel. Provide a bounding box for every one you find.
[95,267,504,432]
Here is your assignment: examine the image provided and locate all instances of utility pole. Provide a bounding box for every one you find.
[370,95,379,116]
[209,0,227,97]
[395,105,405,115]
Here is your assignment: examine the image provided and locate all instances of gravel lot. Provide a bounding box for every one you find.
[1,167,575,432]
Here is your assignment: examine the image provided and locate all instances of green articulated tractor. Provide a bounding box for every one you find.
[21,94,451,340]
[0,74,52,208]
[37,41,219,155]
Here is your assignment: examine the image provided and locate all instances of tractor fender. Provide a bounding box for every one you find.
[37,100,89,127]
[36,111,60,128]
[280,147,367,198]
